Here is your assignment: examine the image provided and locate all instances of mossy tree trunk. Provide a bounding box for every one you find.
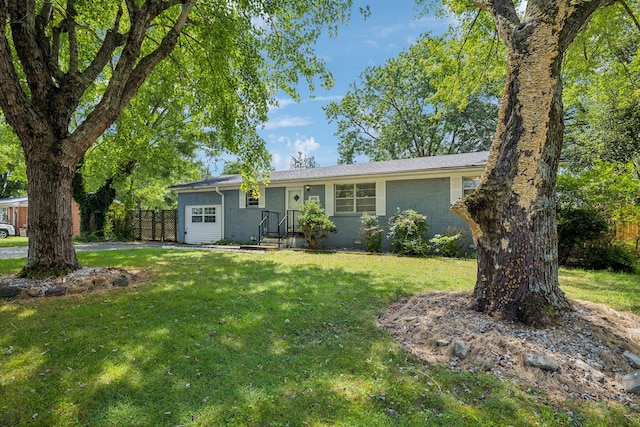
[452,0,614,325]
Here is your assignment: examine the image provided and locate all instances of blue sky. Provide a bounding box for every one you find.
[215,1,452,173]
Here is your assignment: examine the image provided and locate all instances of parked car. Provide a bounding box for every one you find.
[0,223,15,238]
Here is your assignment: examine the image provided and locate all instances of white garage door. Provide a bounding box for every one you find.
[185,205,222,244]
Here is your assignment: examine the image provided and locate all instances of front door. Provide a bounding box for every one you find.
[286,188,304,211]
[286,188,304,233]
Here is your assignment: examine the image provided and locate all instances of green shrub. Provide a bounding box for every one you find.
[387,209,430,256]
[105,204,134,241]
[557,207,638,271]
[429,227,473,258]
[579,242,638,273]
[557,207,609,265]
[297,201,337,249]
[359,213,383,252]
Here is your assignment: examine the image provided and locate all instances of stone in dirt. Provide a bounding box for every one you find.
[453,339,469,359]
[112,277,129,287]
[624,351,640,369]
[525,353,560,372]
[44,287,67,297]
[26,288,41,297]
[572,359,605,383]
[0,286,22,298]
[622,372,640,394]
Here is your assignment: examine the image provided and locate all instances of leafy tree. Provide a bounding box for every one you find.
[0,0,352,277]
[297,201,337,249]
[289,151,318,170]
[435,0,632,324]
[325,34,501,163]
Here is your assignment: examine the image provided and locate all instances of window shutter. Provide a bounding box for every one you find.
[325,182,334,216]
[375,180,386,216]
[258,185,266,208]
[239,190,246,209]
[450,176,463,205]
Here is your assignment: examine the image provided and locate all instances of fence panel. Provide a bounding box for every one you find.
[130,209,177,242]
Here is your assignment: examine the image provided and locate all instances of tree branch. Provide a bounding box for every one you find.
[477,0,520,44]
[65,1,195,159]
[8,0,54,102]
[0,3,47,146]
[67,0,79,74]
[619,0,640,32]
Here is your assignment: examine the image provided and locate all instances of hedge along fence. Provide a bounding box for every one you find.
[616,222,640,251]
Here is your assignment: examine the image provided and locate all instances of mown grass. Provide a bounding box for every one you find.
[0,236,28,247]
[0,249,638,426]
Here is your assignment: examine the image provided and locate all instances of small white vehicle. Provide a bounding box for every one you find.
[0,223,16,238]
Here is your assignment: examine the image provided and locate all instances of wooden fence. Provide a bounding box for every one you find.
[616,222,640,250]
[130,209,177,242]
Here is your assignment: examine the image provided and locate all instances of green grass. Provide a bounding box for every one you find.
[0,249,638,426]
[0,236,28,247]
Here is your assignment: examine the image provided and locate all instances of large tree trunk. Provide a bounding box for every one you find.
[452,0,615,325]
[452,13,574,325]
[20,137,79,277]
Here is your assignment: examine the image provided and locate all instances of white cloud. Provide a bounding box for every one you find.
[289,136,320,154]
[268,97,297,111]
[271,153,283,170]
[262,116,311,130]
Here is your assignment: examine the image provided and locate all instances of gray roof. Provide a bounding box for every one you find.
[170,151,489,191]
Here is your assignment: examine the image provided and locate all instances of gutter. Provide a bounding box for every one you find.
[214,186,225,239]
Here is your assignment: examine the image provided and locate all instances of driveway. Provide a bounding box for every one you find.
[0,241,166,260]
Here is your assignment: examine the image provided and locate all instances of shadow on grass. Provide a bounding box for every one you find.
[0,250,623,426]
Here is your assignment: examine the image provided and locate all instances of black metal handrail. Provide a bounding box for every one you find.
[258,210,280,245]
[258,209,300,246]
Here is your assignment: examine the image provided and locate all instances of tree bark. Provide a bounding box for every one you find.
[21,136,80,277]
[452,2,613,325]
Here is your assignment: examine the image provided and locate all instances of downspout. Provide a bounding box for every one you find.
[214,186,225,239]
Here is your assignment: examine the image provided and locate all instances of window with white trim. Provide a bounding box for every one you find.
[191,206,216,223]
[335,183,376,214]
[463,177,481,196]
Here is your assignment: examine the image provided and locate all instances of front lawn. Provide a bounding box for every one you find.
[0,249,638,426]
[0,236,28,247]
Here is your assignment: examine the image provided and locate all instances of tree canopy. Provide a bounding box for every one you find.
[325,33,502,164]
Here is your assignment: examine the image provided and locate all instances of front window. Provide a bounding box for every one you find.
[335,183,376,214]
[463,177,481,196]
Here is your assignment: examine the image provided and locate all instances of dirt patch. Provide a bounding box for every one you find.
[0,267,143,300]
[378,291,640,407]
